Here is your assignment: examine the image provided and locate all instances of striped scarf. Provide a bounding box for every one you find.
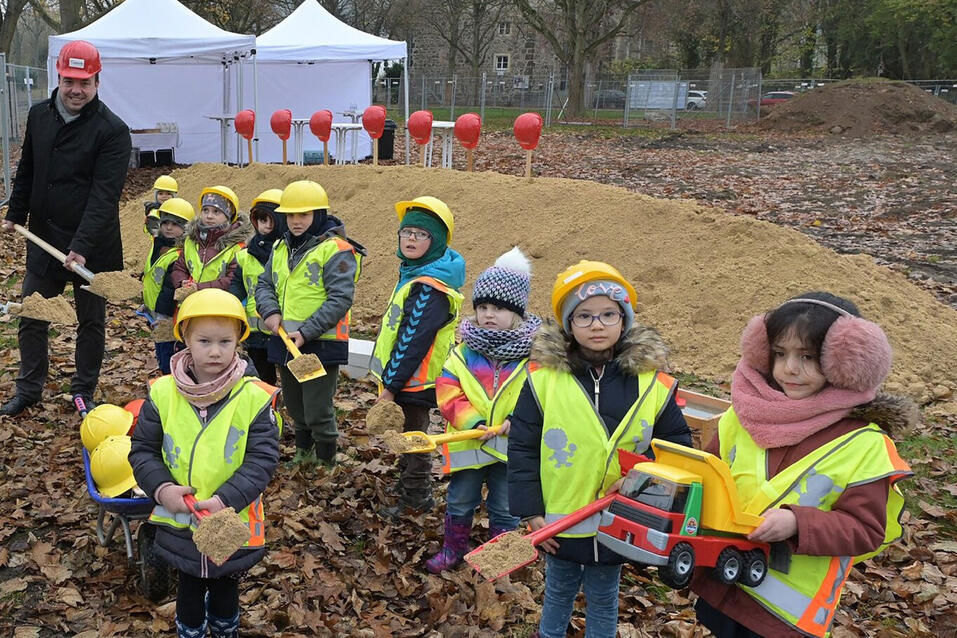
[459,314,542,362]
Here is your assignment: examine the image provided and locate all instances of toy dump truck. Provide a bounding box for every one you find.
[597,439,776,589]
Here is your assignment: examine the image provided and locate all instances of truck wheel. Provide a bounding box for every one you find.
[137,524,172,602]
[713,547,743,584]
[740,550,768,587]
[659,542,695,589]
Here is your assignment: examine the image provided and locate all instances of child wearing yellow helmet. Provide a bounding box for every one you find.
[170,185,249,303]
[507,260,691,638]
[129,288,281,638]
[143,175,178,237]
[370,196,466,519]
[255,180,365,467]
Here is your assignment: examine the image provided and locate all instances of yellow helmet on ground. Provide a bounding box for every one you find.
[153,175,178,193]
[157,197,195,224]
[251,189,284,210]
[174,288,250,342]
[275,180,329,213]
[198,185,240,222]
[81,404,135,452]
[394,196,454,244]
[551,260,638,327]
[90,435,138,498]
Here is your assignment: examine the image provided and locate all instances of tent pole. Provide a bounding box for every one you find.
[403,55,410,165]
[236,54,243,165]
[253,49,260,162]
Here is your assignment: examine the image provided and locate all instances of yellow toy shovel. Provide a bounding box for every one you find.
[400,425,503,454]
[276,324,326,382]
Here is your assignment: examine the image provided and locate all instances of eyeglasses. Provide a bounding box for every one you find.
[571,310,624,328]
[398,229,431,241]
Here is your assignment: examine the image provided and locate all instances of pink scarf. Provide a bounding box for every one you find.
[170,349,247,408]
[730,360,876,449]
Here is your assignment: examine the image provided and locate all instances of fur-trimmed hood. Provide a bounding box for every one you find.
[177,213,252,251]
[529,319,670,376]
[847,392,919,435]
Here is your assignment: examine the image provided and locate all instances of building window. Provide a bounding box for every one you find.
[495,55,510,71]
[498,22,511,35]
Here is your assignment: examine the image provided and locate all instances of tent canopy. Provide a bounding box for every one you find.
[256,0,406,62]
[48,0,254,61]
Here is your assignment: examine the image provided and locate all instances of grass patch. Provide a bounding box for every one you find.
[895,420,957,534]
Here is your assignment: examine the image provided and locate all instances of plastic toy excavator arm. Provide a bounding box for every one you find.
[649,439,764,534]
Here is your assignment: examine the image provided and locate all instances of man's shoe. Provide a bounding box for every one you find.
[0,395,37,416]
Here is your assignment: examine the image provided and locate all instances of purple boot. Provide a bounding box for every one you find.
[426,514,472,573]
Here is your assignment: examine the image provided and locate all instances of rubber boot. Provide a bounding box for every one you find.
[314,440,337,468]
[426,514,472,573]
[488,523,515,540]
[286,429,317,468]
[208,609,240,638]
[175,617,207,638]
[379,489,436,521]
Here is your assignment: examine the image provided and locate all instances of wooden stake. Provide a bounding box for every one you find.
[421,144,427,167]
[373,138,379,166]
[246,139,253,167]
[467,148,474,172]
[525,149,533,181]
[282,140,287,165]
[323,141,329,166]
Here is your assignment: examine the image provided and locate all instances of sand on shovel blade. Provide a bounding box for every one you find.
[85,271,143,302]
[381,429,430,454]
[16,293,75,322]
[287,354,324,380]
[466,530,539,579]
[192,507,250,566]
[365,400,405,435]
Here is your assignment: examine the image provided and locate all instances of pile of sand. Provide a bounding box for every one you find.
[754,79,957,136]
[118,163,957,402]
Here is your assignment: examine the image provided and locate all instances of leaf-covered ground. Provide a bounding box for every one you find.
[1,130,956,637]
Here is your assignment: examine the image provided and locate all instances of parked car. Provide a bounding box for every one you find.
[686,90,708,110]
[759,91,796,107]
[593,89,626,109]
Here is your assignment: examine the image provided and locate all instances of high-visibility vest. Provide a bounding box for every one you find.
[234,248,266,333]
[142,247,180,313]
[183,238,243,284]
[370,276,464,393]
[147,375,281,549]
[271,237,360,341]
[718,408,912,637]
[439,344,527,473]
[527,364,677,538]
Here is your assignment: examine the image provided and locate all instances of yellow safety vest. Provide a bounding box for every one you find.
[147,375,281,548]
[183,238,243,284]
[527,364,677,537]
[271,237,361,341]
[439,343,527,473]
[142,247,180,313]
[234,248,266,333]
[718,408,911,637]
[370,276,464,393]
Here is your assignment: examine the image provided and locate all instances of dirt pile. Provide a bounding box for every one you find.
[118,163,957,402]
[364,400,405,435]
[754,79,957,136]
[380,429,429,454]
[466,531,538,579]
[16,293,75,323]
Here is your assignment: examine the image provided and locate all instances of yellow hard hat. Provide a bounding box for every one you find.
[90,435,138,498]
[157,197,195,223]
[551,260,638,325]
[174,288,250,342]
[80,404,134,452]
[275,180,329,213]
[251,188,284,210]
[394,196,454,244]
[153,175,178,193]
[198,185,240,222]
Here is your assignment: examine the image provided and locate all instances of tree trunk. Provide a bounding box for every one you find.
[0,0,29,56]
[566,44,587,118]
[60,0,82,32]
[800,25,816,76]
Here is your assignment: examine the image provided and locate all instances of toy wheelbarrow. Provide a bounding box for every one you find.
[465,493,617,580]
[399,425,503,453]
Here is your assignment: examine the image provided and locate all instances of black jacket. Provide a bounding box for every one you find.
[6,89,131,278]
[508,320,692,565]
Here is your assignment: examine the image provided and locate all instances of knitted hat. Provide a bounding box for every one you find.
[560,279,635,334]
[201,192,232,218]
[473,247,532,316]
[159,212,187,228]
[397,208,448,265]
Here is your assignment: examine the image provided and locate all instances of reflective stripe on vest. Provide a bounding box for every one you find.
[370,276,464,392]
[142,248,180,312]
[719,409,912,637]
[235,248,266,332]
[528,364,676,538]
[272,237,360,342]
[439,344,527,473]
[183,239,243,284]
[147,375,281,547]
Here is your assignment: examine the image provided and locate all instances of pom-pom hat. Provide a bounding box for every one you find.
[473,247,532,316]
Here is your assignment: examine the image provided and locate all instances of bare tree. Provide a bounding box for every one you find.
[0,0,31,55]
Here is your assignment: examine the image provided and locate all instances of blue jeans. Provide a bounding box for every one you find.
[539,554,622,638]
[445,463,519,528]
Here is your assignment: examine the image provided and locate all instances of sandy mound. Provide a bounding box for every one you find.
[119,163,957,400]
[754,79,957,136]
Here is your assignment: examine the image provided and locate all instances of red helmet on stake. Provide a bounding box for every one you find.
[56,40,102,79]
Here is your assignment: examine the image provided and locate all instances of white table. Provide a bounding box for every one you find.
[426,120,455,168]
[291,118,309,166]
[204,114,239,164]
[331,123,363,165]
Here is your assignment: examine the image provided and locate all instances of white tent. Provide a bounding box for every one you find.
[247,0,408,164]
[48,0,255,164]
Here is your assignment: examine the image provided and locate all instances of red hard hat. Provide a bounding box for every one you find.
[56,40,102,79]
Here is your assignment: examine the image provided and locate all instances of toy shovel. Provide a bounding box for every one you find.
[183,494,250,566]
[401,425,502,453]
[465,493,617,580]
[276,324,326,382]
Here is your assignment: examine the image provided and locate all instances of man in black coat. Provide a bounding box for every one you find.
[0,40,131,416]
